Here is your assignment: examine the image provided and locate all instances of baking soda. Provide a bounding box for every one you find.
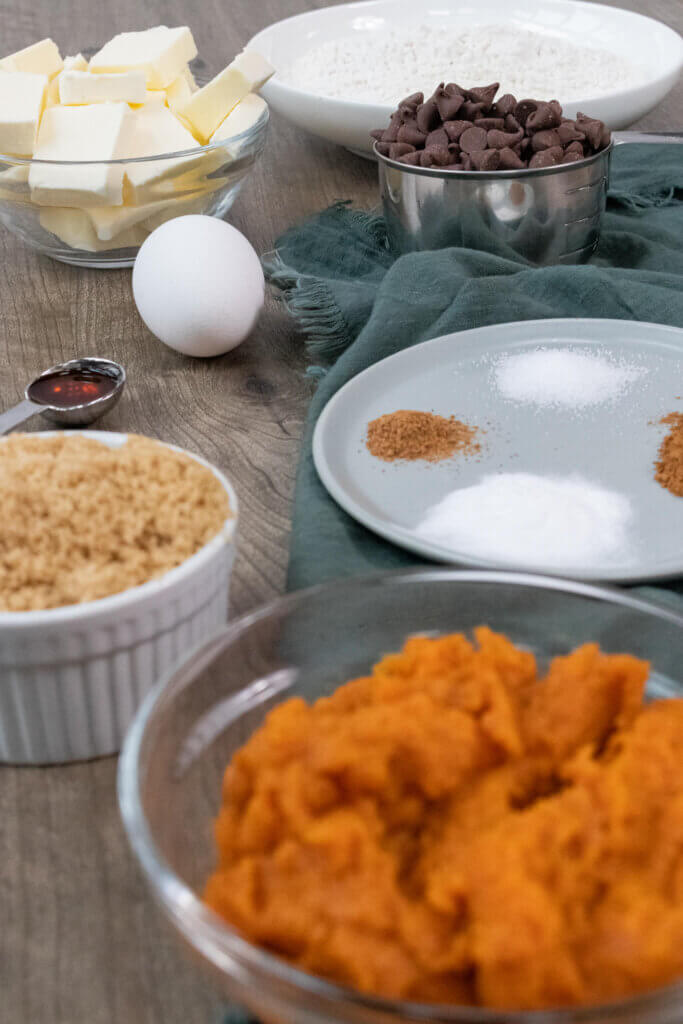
[283,25,643,105]
[493,348,644,408]
[415,472,633,569]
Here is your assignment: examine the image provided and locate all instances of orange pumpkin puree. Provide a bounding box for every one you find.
[205,629,683,1010]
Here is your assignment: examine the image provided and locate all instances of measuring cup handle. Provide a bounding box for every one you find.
[612,131,683,145]
[0,398,42,435]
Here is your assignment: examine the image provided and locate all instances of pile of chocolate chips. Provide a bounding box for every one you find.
[371,83,611,170]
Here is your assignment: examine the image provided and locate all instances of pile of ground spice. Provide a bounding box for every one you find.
[0,433,231,612]
[366,410,479,462]
[655,412,683,496]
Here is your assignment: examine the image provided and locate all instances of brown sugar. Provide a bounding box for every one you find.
[654,412,683,496]
[0,433,231,612]
[366,410,479,462]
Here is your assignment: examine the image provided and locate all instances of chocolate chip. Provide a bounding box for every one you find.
[389,142,415,160]
[460,100,486,120]
[498,146,526,170]
[460,154,473,170]
[443,163,464,170]
[469,148,501,171]
[561,150,584,164]
[526,101,562,133]
[488,128,524,149]
[468,83,499,109]
[375,142,391,157]
[370,129,384,142]
[397,124,426,147]
[459,126,488,153]
[474,117,505,130]
[416,98,440,133]
[426,127,449,148]
[531,129,561,152]
[443,119,471,142]
[448,142,461,159]
[399,150,424,166]
[493,93,517,117]
[576,112,604,149]
[557,122,585,145]
[514,99,537,126]
[381,119,401,143]
[399,91,424,109]
[564,140,585,158]
[434,82,465,122]
[528,146,564,168]
[420,145,452,167]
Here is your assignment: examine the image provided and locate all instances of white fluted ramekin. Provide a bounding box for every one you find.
[0,431,238,764]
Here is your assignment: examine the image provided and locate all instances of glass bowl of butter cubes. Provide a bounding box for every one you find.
[0,26,271,268]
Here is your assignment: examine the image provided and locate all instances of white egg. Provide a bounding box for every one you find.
[132,215,265,358]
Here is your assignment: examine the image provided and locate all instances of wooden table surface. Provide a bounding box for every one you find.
[1,1,681,1020]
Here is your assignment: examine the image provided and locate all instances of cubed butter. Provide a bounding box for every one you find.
[210,93,267,142]
[59,70,147,105]
[179,49,273,143]
[132,89,168,108]
[121,102,202,203]
[164,66,196,113]
[29,103,132,207]
[230,51,275,91]
[47,54,89,106]
[89,26,197,90]
[40,206,147,251]
[86,186,210,239]
[0,38,62,78]
[0,72,48,156]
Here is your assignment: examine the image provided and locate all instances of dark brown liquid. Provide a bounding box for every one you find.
[28,368,118,409]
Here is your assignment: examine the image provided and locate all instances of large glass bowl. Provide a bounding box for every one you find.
[118,569,683,1024]
[0,105,268,269]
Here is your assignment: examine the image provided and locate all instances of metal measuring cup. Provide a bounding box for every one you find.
[377,131,683,265]
[0,357,126,434]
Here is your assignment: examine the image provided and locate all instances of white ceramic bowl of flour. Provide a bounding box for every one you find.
[248,0,683,155]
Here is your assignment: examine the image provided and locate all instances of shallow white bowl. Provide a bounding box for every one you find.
[0,432,238,765]
[250,0,683,156]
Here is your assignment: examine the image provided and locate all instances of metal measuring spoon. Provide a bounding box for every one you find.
[0,357,126,434]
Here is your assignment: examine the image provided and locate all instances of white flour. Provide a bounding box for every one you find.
[283,25,643,104]
[493,348,645,409]
[415,473,633,569]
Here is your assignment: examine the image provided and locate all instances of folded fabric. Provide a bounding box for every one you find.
[264,143,683,607]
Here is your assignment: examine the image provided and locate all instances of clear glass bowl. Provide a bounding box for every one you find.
[0,105,268,269]
[118,569,683,1024]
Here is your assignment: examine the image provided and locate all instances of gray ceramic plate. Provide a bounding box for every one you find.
[312,319,683,583]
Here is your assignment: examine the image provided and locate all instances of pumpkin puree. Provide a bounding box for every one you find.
[205,629,683,1010]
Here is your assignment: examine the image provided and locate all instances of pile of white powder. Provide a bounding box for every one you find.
[493,348,645,408]
[283,25,643,104]
[415,472,633,569]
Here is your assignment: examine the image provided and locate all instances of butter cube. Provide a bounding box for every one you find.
[0,38,62,78]
[210,93,267,142]
[165,66,197,113]
[29,103,132,207]
[47,54,88,106]
[87,187,209,240]
[179,49,273,143]
[121,103,202,203]
[231,51,275,91]
[132,89,168,108]
[59,70,147,105]
[40,206,147,251]
[0,72,48,155]
[89,26,197,90]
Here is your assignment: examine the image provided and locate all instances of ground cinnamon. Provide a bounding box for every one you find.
[366,410,479,462]
[654,412,683,497]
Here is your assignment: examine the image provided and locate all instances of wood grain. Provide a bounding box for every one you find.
[0,1,681,1020]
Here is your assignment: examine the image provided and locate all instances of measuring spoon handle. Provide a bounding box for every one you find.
[0,398,42,435]
[612,131,683,145]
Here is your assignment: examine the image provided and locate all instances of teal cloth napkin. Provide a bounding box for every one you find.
[264,144,683,608]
